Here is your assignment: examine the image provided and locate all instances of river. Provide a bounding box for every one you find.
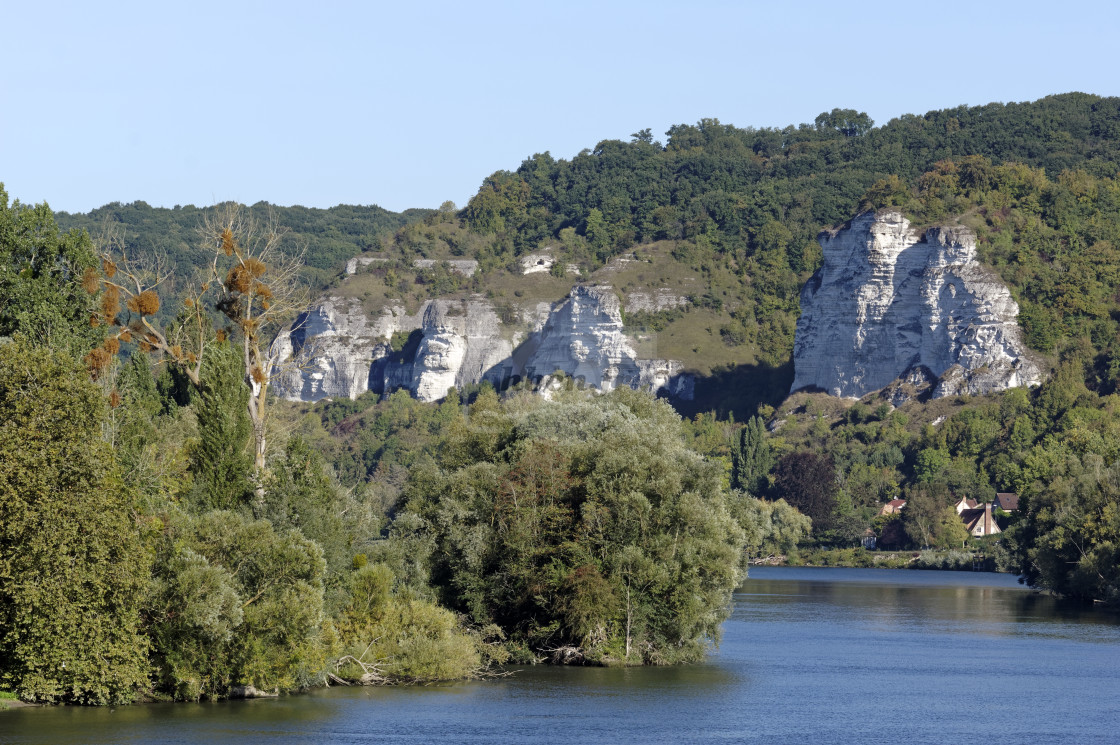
[3,567,1118,744]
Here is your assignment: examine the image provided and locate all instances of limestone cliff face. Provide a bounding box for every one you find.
[410,300,512,401]
[270,298,420,401]
[791,211,1043,399]
[273,286,692,403]
[523,286,640,392]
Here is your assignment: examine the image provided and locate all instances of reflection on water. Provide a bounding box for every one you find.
[736,567,1118,641]
[3,567,1118,745]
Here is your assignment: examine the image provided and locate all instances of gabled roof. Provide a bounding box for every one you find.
[994,492,1019,511]
[960,505,1002,536]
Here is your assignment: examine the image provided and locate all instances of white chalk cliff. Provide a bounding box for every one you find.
[270,298,421,402]
[523,286,640,392]
[791,211,1043,399]
[410,300,513,401]
[273,286,693,403]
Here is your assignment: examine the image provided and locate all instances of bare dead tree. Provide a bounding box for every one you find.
[86,222,209,386]
[201,203,309,476]
[90,204,310,484]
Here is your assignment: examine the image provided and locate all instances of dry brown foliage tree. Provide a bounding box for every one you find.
[88,203,309,477]
[85,229,208,385]
[204,204,308,474]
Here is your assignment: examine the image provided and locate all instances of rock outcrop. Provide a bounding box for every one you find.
[413,258,478,277]
[273,286,693,403]
[522,286,640,392]
[270,298,422,401]
[410,300,512,401]
[623,289,689,314]
[345,256,388,274]
[519,252,556,274]
[791,211,1043,400]
[345,256,479,276]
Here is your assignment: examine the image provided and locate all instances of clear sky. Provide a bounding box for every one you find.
[2,0,1117,215]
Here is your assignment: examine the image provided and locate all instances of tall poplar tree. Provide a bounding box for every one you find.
[731,415,773,495]
[188,342,254,510]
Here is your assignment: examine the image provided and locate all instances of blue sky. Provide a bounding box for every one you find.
[2,0,1117,215]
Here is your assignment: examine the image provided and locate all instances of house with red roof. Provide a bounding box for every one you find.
[993,493,1019,512]
[878,499,907,516]
[958,503,1001,537]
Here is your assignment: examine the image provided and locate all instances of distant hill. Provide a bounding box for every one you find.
[287,93,1117,417]
[54,93,1120,416]
[55,200,433,290]
[41,92,1120,605]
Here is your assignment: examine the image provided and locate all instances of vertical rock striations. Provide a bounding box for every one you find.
[270,298,406,402]
[791,211,1043,400]
[523,286,641,393]
[410,300,513,402]
[272,286,693,403]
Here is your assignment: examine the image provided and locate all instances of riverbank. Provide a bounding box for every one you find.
[0,549,1009,711]
[6,568,1117,744]
[0,691,39,710]
[753,546,1005,572]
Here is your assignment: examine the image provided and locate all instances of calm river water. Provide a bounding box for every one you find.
[3,567,1118,745]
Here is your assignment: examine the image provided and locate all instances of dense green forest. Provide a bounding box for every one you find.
[54,200,432,308]
[3,93,1120,705]
[0,189,807,703]
[315,94,1120,608]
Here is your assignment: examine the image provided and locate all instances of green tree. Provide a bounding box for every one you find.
[902,482,956,549]
[0,186,101,353]
[147,509,328,700]
[395,389,748,665]
[915,448,951,483]
[335,562,482,683]
[736,496,812,558]
[188,342,254,510]
[1016,454,1120,605]
[584,208,610,251]
[938,506,971,549]
[110,353,166,496]
[461,172,529,235]
[731,415,773,495]
[261,437,381,611]
[0,340,149,703]
[814,108,874,137]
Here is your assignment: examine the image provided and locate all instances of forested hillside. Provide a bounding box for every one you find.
[3,93,1120,705]
[300,92,1120,606]
[55,200,432,289]
[464,93,1120,264]
[53,94,1120,407]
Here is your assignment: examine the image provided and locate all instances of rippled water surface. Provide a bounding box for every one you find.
[4,567,1118,744]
